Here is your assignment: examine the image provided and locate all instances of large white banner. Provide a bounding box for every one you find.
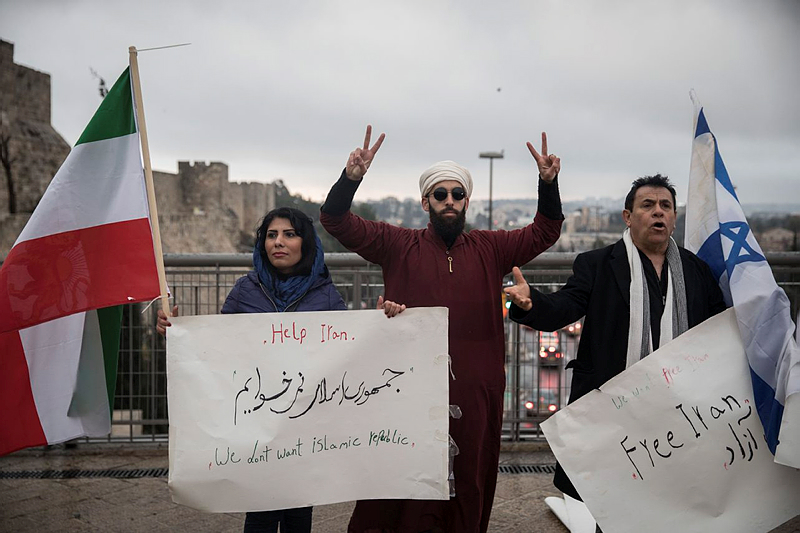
[543,309,800,533]
[167,308,450,512]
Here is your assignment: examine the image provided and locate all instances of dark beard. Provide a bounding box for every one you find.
[430,206,466,247]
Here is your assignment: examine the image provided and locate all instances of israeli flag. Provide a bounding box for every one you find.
[685,106,800,468]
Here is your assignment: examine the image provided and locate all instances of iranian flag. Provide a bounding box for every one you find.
[0,66,161,455]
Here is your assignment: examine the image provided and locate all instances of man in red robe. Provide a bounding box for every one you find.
[320,126,564,533]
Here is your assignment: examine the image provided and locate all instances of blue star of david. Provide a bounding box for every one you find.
[719,221,765,279]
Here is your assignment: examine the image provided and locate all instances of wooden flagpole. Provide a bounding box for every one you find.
[128,46,171,317]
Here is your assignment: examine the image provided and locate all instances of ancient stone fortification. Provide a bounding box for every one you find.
[0,39,276,258]
[154,162,275,254]
[0,39,71,255]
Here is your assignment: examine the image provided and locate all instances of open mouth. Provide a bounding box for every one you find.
[652,221,666,230]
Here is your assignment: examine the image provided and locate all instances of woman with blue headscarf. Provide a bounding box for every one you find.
[226,207,346,316]
[158,206,404,532]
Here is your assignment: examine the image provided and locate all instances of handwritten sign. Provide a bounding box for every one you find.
[167,308,450,512]
[542,309,800,533]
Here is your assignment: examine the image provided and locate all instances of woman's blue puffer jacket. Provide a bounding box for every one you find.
[221,269,347,314]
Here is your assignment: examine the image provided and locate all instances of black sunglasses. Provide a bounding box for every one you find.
[430,187,466,202]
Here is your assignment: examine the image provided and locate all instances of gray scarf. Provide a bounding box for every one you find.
[623,229,689,368]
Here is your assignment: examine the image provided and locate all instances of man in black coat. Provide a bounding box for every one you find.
[504,174,727,501]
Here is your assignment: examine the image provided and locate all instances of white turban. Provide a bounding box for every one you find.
[418,161,473,199]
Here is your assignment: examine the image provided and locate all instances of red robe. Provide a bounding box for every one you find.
[321,206,562,533]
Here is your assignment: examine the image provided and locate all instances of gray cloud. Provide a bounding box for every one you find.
[2,0,798,204]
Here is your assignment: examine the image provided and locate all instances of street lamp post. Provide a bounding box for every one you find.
[479,150,504,230]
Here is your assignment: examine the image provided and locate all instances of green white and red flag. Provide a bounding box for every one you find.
[0,66,161,455]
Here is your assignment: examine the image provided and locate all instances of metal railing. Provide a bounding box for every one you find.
[103,252,800,443]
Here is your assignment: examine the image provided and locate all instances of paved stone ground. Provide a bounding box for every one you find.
[1,443,797,532]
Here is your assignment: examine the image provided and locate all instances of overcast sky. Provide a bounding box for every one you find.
[2,0,798,205]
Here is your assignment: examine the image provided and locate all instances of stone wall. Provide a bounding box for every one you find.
[157,212,241,254]
[152,170,182,212]
[0,39,70,226]
[0,40,51,124]
[177,161,227,214]
[225,180,277,236]
[3,120,72,213]
[0,39,70,256]
[153,162,276,254]
[0,212,30,257]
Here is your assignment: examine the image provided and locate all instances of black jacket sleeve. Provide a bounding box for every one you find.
[509,251,593,331]
[537,175,564,221]
[321,169,362,216]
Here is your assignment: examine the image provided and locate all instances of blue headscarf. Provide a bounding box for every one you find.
[252,229,326,312]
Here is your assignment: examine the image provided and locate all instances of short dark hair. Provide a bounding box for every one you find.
[255,207,317,277]
[624,174,677,212]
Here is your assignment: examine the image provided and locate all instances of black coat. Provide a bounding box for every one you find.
[509,239,727,498]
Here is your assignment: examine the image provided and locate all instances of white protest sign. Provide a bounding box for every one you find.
[542,309,800,533]
[167,307,450,512]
